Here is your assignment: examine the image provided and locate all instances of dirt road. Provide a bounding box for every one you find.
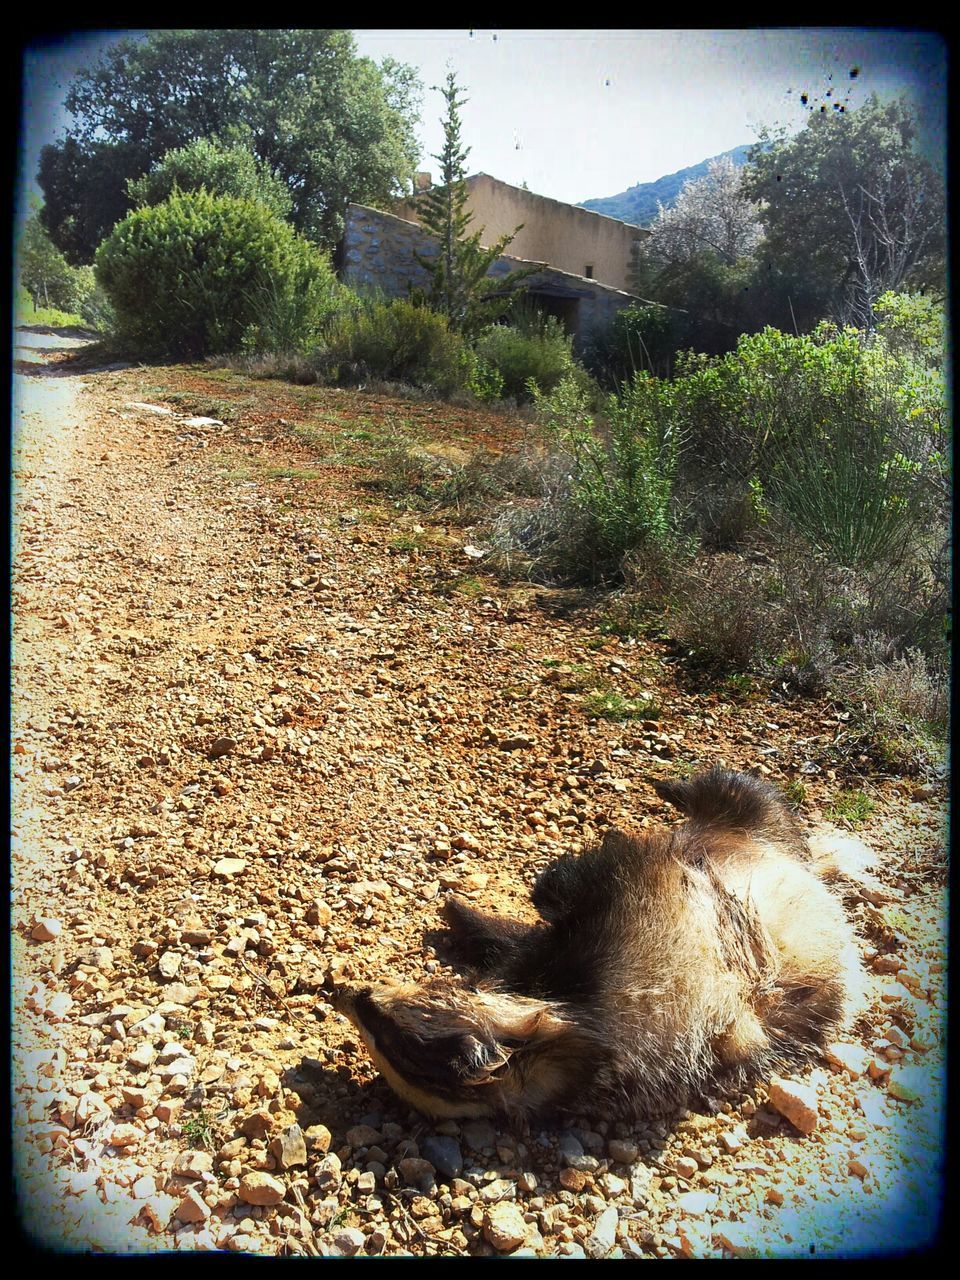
[11,333,947,1256]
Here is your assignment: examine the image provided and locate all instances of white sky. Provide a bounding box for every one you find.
[352,28,946,204]
[18,28,946,215]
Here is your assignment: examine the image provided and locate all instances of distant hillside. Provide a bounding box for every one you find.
[580,144,753,227]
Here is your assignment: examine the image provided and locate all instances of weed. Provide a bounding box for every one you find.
[667,554,785,674]
[782,779,807,809]
[571,664,603,691]
[182,1110,214,1150]
[149,389,239,421]
[582,689,659,722]
[597,603,649,640]
[261,466,325,481]
[833,641,948,776]
[389,533,425,554]
[824,789,877,828]
[720,672,759,701]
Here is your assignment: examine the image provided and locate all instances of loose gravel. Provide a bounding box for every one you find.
[12,333,947,1257]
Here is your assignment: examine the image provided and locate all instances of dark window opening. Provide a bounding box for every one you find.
[584,264,594,278]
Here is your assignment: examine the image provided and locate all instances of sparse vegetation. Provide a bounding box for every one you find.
[582,689,659,722]
[782,779,808,809]
[824,789,877,829]
[181,1110,214,1150]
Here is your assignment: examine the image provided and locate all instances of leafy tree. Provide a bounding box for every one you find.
[39,29,421,259]
[37,136,145,266]
[126,138,293,222]
[18,209,87,310]
[413,73,535,336]
[743,94,946,329]
[619,157,773,368]
[644,156,762,268]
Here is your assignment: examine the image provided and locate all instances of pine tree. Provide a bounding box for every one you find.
[414,73,536,335]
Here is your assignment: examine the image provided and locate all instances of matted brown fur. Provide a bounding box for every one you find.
[332,767,859,1121]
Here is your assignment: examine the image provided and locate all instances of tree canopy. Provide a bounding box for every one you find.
[743,94,946,328]
[645,156,762,269]
[38,29,421,260]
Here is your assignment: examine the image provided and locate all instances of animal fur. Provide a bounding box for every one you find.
[333,767,859,1121]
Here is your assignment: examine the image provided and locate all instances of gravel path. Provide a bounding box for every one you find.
[12,334,948,1257]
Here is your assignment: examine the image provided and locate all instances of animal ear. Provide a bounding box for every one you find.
[442,895,533,970]
[651,775,695,812]
[456,1033,514,1085]
[454,1001,554,1086]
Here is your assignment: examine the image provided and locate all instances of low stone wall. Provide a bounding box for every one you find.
[340,204,639,350]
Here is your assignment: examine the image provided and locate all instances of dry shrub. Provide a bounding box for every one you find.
[832,636,948,776]
[667,553,786,671]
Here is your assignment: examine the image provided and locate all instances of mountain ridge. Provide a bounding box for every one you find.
[579,143,753,227]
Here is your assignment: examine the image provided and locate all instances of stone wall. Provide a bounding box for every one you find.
[340,204,639,351]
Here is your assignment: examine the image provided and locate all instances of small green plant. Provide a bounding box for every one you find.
[182,1110,214,1149]
[597,603,648,640]
[782,779,807,809]
[463,350,506,402]
[389,532,425,553]
[582,690,659,721]
[824,789,877,828]
[450,574,485,598]
[548,662,596,692]
[720,672,759,701]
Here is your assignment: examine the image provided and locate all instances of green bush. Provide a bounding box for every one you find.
[519,372,683,582]
[322,295,465,394]
[94,189,340,359]
[127,138,294,223]
[582,303,681,385]
[474,316,576,401]
[669,321,946,570]
[462,350,506,402]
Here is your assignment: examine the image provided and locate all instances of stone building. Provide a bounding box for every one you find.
[337,175,649,350]
[398,173,646,294]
